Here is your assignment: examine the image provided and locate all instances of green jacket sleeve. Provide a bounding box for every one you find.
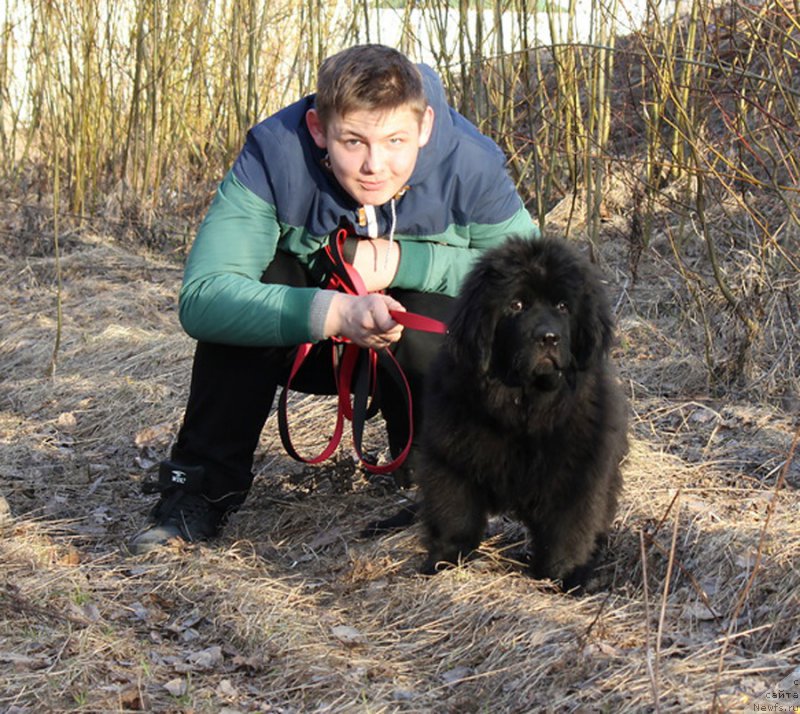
[178,172,320,346]
[392,201,538,294]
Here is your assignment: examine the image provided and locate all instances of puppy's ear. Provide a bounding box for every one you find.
[573,270,614,370]
[446,263,500,375]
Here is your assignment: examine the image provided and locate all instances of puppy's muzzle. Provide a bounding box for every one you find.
[532,326,564,374]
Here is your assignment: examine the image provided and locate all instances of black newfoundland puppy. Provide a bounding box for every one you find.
[417,236,629,590]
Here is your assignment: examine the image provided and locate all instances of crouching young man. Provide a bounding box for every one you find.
[128,43,537,553]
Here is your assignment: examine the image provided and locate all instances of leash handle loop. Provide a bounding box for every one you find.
[278,343,344,464]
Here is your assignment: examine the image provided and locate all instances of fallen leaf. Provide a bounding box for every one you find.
[58,545,81,566]
[56,412,78,432]
[187,645,223,670]
[331,625,367,646]
[119,687,147,710]
[391,689,415,701]
[582,641,624,658]
[135,422,175,449]
[682,601,719,621]
[231,654,264,672]
[441,666,474,684]
[216,679,238,698]
[129,601,152,621]
[163,678,187,697]
[165,610,203,634]
[84,602,103,621]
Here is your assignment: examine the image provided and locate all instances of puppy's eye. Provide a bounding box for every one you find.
[555,300,569,313]
[510,299,525,312]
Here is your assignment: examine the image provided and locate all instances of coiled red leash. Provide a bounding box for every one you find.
[277,229,448,474]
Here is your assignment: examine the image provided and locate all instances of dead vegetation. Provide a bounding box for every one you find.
[1,0,799,711]
[0,191,798,712]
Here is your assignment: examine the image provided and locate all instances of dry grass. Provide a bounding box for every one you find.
[1,212,798,713]
[2,6,799,710]
[1,1,798,710]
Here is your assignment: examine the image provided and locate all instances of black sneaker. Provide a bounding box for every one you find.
[127,461,227,554]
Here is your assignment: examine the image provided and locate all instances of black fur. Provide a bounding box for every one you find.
[360,501,419,537]
[418,236,629,590]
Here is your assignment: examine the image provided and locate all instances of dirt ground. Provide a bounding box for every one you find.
[1,204,798,712]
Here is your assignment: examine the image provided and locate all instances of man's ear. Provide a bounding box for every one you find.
[418,106,434,148]
[306,109,327,149]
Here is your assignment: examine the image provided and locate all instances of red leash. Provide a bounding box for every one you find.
[277,229,447,474]
[390,309,449,334]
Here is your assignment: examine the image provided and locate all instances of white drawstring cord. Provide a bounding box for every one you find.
[384,197,397,270]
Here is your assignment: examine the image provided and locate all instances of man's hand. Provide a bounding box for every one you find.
[324,293,405,349]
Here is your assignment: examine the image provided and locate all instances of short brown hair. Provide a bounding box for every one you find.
[314,44,428,127]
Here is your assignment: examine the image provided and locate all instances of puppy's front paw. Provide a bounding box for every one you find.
[420,557,441,575]
[420,555,459,576]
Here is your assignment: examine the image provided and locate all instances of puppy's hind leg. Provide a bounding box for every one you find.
[420,468,488,575]
[526,517,603,593]
[558,533,608,593]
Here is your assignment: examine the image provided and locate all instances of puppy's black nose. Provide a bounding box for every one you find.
[538,331,560,347]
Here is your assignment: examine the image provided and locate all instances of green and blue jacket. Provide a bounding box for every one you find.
[179,64,537,346]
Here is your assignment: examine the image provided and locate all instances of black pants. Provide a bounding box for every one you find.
[170,251,453,509]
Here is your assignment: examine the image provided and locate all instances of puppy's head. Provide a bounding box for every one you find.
[447,237,614,387]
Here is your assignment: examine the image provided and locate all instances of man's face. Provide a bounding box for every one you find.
[307,104,434,206]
